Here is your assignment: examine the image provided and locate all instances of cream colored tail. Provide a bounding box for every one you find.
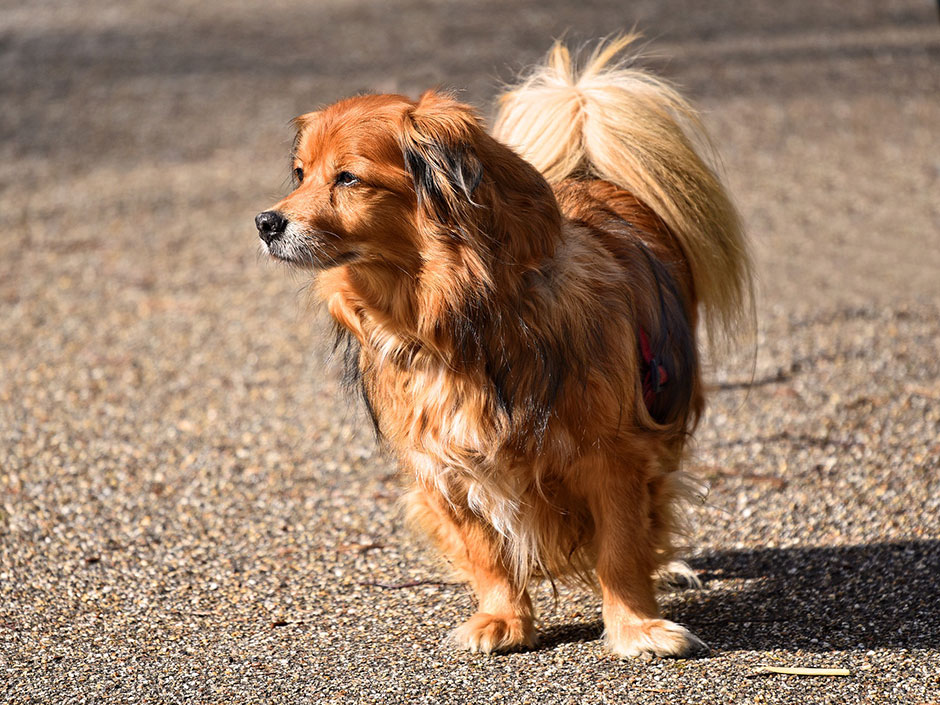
[492,36,754,344]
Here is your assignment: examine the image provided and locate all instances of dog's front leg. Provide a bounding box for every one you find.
[405,481,535,654]
[584,457,705,658]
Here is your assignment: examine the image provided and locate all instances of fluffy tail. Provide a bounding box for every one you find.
[492,36,754,345]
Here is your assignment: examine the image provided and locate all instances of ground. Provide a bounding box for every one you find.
[1,1,939,703]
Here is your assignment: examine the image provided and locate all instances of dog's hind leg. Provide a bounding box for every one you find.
[405,481,535,654]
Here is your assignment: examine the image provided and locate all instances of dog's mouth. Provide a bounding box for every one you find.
[266,244,359,270]
[313,250,361,269]
[263,226,360,270]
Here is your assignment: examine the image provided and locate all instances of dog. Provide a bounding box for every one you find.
[255,36,752,658]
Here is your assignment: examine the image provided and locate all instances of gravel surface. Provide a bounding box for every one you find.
[2,1,939,703]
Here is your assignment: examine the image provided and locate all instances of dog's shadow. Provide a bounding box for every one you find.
[539,540,940,653]
[538,621,605,650]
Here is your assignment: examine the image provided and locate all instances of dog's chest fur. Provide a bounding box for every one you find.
[365,351,504,473]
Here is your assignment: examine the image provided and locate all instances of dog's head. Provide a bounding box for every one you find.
[255,91,559,287]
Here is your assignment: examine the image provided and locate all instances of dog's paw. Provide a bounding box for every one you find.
[606,618,707,659]
[450,612,535,654]
[654,560,702,591]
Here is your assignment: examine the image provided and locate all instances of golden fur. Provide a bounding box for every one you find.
[256,37,753,658]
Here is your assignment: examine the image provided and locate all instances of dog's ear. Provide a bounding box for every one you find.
[401,92,485,226]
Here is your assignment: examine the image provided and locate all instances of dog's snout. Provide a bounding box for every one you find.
[255,210,288,245]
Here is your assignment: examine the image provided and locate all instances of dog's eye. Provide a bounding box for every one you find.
[335,171,360,187]
[293,166,304,183]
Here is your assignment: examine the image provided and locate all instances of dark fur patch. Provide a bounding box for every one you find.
[403,140,483,226]
[479,312,573,448]
[331,324,382,439]
[634,241,697,428]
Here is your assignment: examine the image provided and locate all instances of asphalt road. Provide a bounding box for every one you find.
[1,1,939,703]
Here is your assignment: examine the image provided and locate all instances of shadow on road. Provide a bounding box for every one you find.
[685,539,940,652]
[538,540,940,653]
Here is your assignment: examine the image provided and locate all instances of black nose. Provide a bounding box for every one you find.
[255,210,288,245]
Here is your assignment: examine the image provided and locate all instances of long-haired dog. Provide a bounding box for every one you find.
[255,37,752,658]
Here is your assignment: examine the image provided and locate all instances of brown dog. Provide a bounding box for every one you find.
[255,37,752,657]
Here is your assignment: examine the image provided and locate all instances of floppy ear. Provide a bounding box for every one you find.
[401,92,485,227]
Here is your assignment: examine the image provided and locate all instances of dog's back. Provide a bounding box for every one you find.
[493,36,754,350]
